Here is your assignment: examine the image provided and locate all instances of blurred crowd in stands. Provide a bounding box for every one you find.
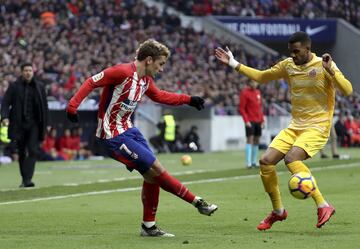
[162,0,360,28]
[0,0,359,161]
[1,0,359,117]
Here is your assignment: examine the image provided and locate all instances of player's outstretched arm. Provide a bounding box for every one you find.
[215,47,284,83]
[322,53,353,96]
[215,46,240,70]
[146,81,205,110]
[66,67,123,123]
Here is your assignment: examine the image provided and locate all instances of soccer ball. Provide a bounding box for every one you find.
[288,172,316,199]
[181,155,192,166]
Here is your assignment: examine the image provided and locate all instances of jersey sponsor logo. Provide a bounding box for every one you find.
[92,71,104,82]
[119,99,137,111]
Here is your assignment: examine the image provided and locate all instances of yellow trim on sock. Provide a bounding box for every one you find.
[260,165,283,210]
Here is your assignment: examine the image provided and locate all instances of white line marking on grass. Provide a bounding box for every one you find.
[54,169,217,187]
[36,171,52,175]
[0,163,359,206]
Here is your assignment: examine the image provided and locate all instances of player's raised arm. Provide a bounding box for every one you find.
[322,53,353,96]
[215,46,285,83]
[66,66,125,122]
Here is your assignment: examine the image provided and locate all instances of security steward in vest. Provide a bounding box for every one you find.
[163,111,176,152]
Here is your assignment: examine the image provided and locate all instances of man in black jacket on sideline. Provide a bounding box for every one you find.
[1,63,48,187]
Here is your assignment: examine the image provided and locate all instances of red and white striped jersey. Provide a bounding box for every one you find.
[67,62,191,139]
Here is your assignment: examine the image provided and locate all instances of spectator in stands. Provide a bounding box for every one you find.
[0,0,285,116]
[0,0,358,119]
[335,114,351,147]
[319,125,343,159]
[345,113,360,146]
[174,124,186,152]
[57,128,76,160]
[41,127,64,161]
[184,125,203,152]
[171,0,360,29]
[149,122,167,153]
[1,63,48,188]
[70,126,92,160]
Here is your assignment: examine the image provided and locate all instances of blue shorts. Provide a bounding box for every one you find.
[100,128,156,174]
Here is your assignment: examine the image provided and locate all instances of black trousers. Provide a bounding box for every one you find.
[17,125,40,184]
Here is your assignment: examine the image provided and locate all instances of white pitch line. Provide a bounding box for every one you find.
[0,162,359,206]
[0,169,216,191]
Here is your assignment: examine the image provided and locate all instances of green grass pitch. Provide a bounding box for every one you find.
[0,148,360,249]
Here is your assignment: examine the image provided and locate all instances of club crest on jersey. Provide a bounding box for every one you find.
[92,71,104,82]
[308,68,317,78]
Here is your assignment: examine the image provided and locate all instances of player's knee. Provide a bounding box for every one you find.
[259,154,273,165]
[284,153,296,165]
[149,159,165,175]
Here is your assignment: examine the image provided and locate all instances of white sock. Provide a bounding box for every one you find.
[317,201,329,208]
[143,221,156,228]
[274,208,284,215]
[192,196,201,206]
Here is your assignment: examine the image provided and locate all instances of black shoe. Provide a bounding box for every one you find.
[320,154,329,159]
[140,224,175,237]
[19,182,35,188]
[332,154,340,159]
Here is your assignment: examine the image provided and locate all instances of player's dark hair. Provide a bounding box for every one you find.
[288,31,311,47]
[21,62,33,71]
[137,39,170,61]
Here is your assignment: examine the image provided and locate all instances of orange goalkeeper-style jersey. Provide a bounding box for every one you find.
[237,53,353,135]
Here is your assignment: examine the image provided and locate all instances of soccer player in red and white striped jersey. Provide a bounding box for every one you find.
[66,39,217,237]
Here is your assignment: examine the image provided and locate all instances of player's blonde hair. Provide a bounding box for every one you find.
[137,39,170,61]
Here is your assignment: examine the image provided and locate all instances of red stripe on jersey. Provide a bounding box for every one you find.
[119,78,143,132]
[108,78,133,137]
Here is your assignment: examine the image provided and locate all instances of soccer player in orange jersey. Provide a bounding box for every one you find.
[215,31,353,230]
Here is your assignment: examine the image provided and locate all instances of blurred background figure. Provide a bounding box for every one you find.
[238,80,264,168]
[1,63,48,188]
[319,124,349,160]
[345,113,360,146]
[40,127,65,161]
[162,109,177,153]
[184,125,203,153]
[149,122,167,153]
